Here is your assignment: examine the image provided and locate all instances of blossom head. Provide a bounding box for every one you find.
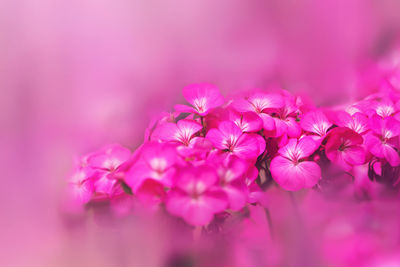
[270,137,321,191]
[174,83,224,116]
[166,166,228,226]
[325,127,366,171]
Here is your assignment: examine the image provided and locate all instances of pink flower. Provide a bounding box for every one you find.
[369,99,397,118]
[334,111,369,135]
[325,127,366,171]
[270,137,321,191]
[213,155,249,211]
[228,109,263,133]
[87,144,131,172]
[86,144,131,196]
[206,121,265,160]
[125,142,177,192]
[365,115,400,167]
[174,83,224,116]
[166,166,228,226]
[269,95,301,138]
[300,110,333,143]
[232,92,284,131]
[151,119,203,146]
[67,167,95,204]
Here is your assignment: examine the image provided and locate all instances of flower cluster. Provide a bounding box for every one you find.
[67,82,400,226]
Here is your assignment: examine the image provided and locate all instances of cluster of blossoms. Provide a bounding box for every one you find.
[67,81,400,227]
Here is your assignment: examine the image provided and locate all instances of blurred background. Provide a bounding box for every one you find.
[1,0,400,266]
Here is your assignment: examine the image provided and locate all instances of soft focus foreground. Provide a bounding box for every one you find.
[2,1,400,267]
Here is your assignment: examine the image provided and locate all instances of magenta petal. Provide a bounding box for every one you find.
[218,121,243,139]
[382,144,400,167]
[273,118,288,137]
[301,110,332,136]
[88,144,131,170]
[182,83,224,116]
[384,116,400,137]
[270,156,321,191]
[365,134,384,158]
[182,200,215,226]
[234,134,262,159]
[286,117,302,138]
[248,93,284,111]
[68,181,93,204]
[206,128,225,150]
[222,183,247,211]
[259,113,276,131]
[174,104,196,114]
[202,189,228,213]
[231,98,254,113]
[166,190,190,217]
[151,122,178,142]
[296,136,319,158]
[343,146,366,166]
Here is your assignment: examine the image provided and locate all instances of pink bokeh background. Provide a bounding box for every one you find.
[2,0,400,266]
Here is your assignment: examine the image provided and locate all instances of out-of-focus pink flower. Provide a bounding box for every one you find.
[166,166,227,226]
[213,155,248,211]
[87,144,131,196]
[300,110,332,143]
[174,83,224,116]
[125,142,177,192]
[232,92,284,131]
[87,144,131,172]
[365,115,400,167]
[67,167,95,204]
[206,121,265,160]
[270,137,321,191]
[325,127,366,171]
[151,119,202,146]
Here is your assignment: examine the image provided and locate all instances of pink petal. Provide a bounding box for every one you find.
[259,113,276,131]
[231,98,254,113]
[165,190,191,217]
[222,182,247,211]
[176,119,203,145]
[278,139,298,159]
[182,200,215,226]
[296,136,320,158]
[202,189,228,213]
[174,104,196,114]
[384,116,400,137]
[233,133,263,159]
[273,118,288,137]
[301,110,332,136]
[182,83,224,116]
[229,110,263,132]
[365,134,384,158]
[151,122,179,142]
[68,180,93,204]
[286,117,302,138]
[218,120,243,139]
[88,144,131,171]
[351,112,369,135]
[135,179,166,205]
[94,173,117,195]
[343,146,366,166]
[141,142,177,169]
[382,144,400,167]
[270,156,321,191]
[175,167,218,193]
[206,128,226,150]
[247,93,284,111]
